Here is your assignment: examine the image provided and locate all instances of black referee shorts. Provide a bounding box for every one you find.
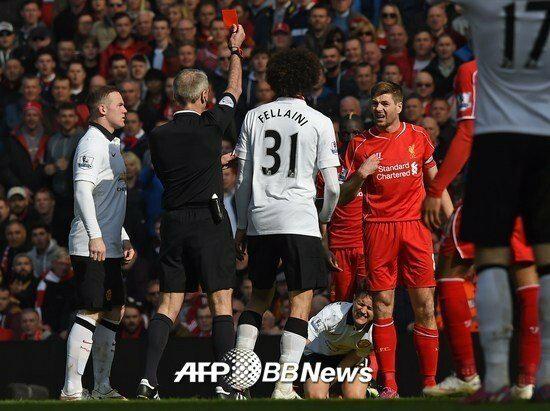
[247,234,328,292]
[159,207,236,294]
[461,133,550,247]
[70,256,125,311]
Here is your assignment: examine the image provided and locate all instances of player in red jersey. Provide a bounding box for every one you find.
[423,60,540,400]
[339,81,454,398]
[317,114,366,302]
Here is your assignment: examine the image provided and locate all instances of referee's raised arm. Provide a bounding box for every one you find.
[224,25,246,102]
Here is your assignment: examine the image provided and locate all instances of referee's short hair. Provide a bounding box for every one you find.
[173,69,209,105]
[87,85,120,117]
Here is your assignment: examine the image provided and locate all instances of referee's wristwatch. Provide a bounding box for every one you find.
[229,46,243,59]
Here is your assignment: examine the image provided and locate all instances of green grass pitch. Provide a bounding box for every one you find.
[0,399,547,411]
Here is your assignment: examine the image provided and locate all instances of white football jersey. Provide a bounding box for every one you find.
[235,97,340,237]
[458,0,550,136]
[305,302,373,357]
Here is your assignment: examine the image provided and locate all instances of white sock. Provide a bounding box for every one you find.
[92,319,119,392]
[537,275,550,386]
[274,330,306,393]
[63,314,96,395]
[236,324,259,350]
[476,266,513,392]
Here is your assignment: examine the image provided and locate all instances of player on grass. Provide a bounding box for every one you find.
[423,59,540,400]
[303,288,376,399]
[436,0,550,402]
[316,114,367,302]
[234,49,340,399]
[339,81,454,398]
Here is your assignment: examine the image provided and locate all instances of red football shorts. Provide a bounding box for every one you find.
[364,220,436,291]
[440,206,534,264]
[330,247,367,301]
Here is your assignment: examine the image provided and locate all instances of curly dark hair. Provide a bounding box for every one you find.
[266,48,322,98]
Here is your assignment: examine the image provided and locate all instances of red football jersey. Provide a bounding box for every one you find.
[344,122,436,222]
[454,60,477,122]
[316,155,363,248]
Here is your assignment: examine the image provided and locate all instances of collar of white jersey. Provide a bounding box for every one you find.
[89,122,115,141]
[173,109,201,116]
[276,97,307,104]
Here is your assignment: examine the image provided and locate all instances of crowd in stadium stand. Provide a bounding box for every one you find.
[0,0,472,342]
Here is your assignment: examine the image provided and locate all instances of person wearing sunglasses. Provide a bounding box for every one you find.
[413,71,435,116]
[350,17,378,45]
[376,4,402,50]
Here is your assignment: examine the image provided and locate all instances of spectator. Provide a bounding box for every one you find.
[211,47,231,98]
[56,40,77,73]
[283,0,314,44]
[121,111,148,158]
[249,0,273,48]
[424,34,460,98]
[35,247,75,335]
[178,41,198,71]
[119,79,159,132]
[0,22,16,68]
[222,164,237,235]
[119,304,147,339]
[174,18,197,47]
[91,0,108,21]
[35,49,57,103]
[143,68,167,112]
[193,305,212,337]
[99,12,150,78]
[325,26,345,54]
[89,74,108,93]
[271,22,293,53]
[163,76,183,120]
[307,68,339,120]
[240,277,253,305]
[363,41,382,76]
[130,54,151,93]
[430,98,456,162]
[1,221,31,282]
[18,1,45,47]
[9,253,37,308]
[108,53,130,83]
[422,116,440,147]
[342,37,363,73]
[13,26,53,73]
[0,58,24,107]
[19,308,52,341]
[426,4,466,49]
[241,47,269,110]
[67,60,88,104]
[197,19,230,71]
[7,187,40,230]
[403,94,424,125]
[330,0,366,36]
[149,15,179,76]
[122,151,147,252]
[254,81,275,106]
[34,188,67,246]
[0,199,11,251]
[381,63,412,96]
[81,37,101,78]
[349,16,377,46]
[2,103,50,191]
[376,3,403,49]
[339,95,361,119]
[75,13,95,48]
[51,76,90,126]
[303,4,333,57]
[167,3,184,30]
[412,30,435,77]
[196,1,217,46]
[135,10,155,43]
[353,62,376,122]
[91,0,125,51]
[321,45,355,96]
[0,286,21,340]
[53,0,92,41]
[144,279,160,319]
[27,223,61,278]
[413,71,436,115]
[383,25,413,87]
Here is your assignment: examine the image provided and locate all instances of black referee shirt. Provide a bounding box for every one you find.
[148,93,237,210]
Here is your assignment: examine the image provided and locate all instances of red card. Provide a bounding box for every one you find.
[222,9,238,29]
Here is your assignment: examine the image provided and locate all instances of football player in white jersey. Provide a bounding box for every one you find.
[234,49,341,399]
[450,0,550,402]
[303,289,375,399]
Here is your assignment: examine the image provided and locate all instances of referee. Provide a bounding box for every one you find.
[137,25,246,400]
[62,86,135,400]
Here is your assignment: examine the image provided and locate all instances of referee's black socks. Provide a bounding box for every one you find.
[144,313,173,387]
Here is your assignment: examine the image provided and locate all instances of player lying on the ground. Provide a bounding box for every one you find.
[303,289,376,399]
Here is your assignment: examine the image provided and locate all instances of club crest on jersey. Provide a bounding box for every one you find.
[77,155,94,169]
[408,144,416,159]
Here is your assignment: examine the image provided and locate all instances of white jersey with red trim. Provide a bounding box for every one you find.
[457,0,550,136]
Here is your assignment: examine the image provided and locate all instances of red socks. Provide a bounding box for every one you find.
[413,324,439,387]
[438,279,477,380]
[373,318,397,391]
[517,285,541,386]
